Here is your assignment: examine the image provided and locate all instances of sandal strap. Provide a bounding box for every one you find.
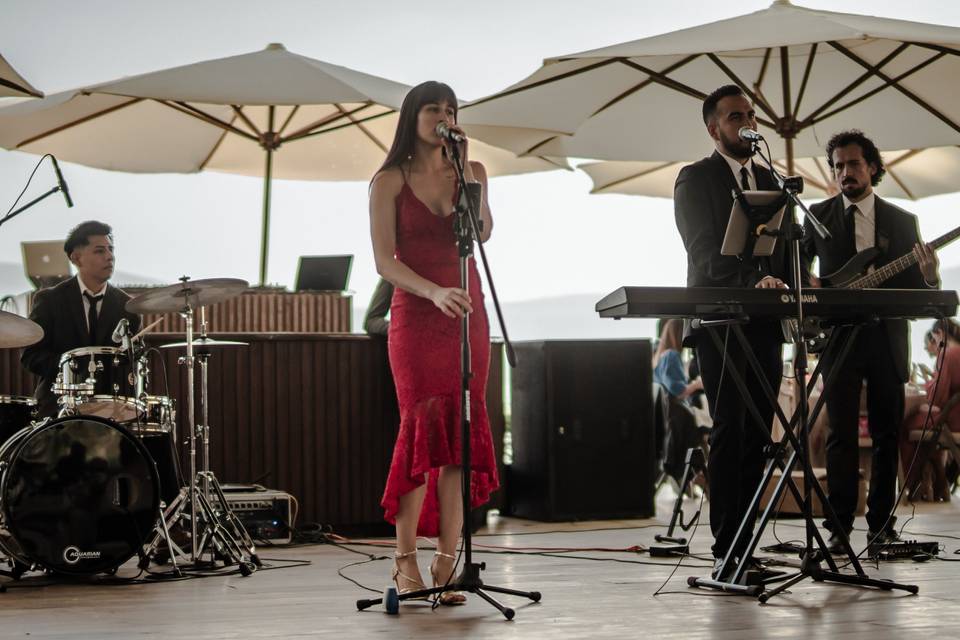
[434,551,457,560]
[394,549,418,559]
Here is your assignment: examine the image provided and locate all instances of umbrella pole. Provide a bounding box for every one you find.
[258,106,276,287]
[259,148,273,286]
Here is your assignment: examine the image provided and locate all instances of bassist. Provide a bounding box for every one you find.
[801,130,939,550]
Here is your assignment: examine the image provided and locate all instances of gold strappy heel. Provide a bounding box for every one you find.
[430,551,466,605]
[392,550,428,600]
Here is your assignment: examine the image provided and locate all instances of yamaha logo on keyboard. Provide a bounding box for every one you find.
[780,293,818,304]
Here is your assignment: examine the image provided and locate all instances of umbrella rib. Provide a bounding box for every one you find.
[157,100,260,143]
[706,54,779,122]
[811,157,833,189]
[277,105,300,136]
[792,43,818,118]
[907,42,960,58]
[463,59,620,109]
[333,103,388,153]
[281,103,376,142]
[617,58,706,102]
[771,158,827,193]
[751,49,774,113]
[886,148,924,168]
[591,161,679,193]
[590,54,701,118]
[799,43,909,125]
[807,47,949,130]
[231,105,263,137]
[286,107,396,142]
[885,166,915,200]
[197,113,238,171]
[0,77,42,98]
[16,97,143,148]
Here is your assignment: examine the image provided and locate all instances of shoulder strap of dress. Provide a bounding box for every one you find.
[399,161,410,185]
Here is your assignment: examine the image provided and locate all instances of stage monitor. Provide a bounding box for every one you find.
[22,240,72,289]
[295,255,353,292]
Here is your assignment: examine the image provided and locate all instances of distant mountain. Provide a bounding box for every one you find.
[353,293,659,342]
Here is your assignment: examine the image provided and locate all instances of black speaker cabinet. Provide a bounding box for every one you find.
[509,339,655,521]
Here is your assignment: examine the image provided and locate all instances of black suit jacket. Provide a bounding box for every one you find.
[674,150,793,343]
[801,194,933,382]
[21,276,141,417]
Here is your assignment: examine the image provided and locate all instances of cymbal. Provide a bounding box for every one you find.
[126,278,249,314]
[160,337,248,349]
[0,311,44,349]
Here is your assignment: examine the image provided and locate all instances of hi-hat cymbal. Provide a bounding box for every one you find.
[126,278,249,314]
[0,311,44,349]
[160,337,248,349]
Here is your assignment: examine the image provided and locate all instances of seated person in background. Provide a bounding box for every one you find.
[362,277,393,337]
[653,318,703,401]
[900,318,960,500]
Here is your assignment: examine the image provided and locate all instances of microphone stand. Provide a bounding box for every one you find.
[0,156,71,228]
[357,140,540,620]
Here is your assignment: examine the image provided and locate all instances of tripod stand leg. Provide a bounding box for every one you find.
[475,588,515,620]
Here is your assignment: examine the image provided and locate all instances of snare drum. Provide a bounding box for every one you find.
[0,396,36,446]
[54,346,144,422]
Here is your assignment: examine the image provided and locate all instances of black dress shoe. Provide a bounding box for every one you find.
[826,530,853,555]
[868,528,902,545]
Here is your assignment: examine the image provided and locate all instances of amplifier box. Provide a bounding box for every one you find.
[221,485,294,544]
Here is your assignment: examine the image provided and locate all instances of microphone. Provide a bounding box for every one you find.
[50,156,74,208]
[111,318,129,345]
[435,122,466,144]
[738,127,763,142]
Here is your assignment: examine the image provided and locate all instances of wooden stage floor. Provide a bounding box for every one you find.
[2,494,960,639]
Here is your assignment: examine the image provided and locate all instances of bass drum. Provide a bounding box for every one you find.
[0,416,160,576]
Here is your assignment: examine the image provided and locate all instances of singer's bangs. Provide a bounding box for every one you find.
[412,81,458,119]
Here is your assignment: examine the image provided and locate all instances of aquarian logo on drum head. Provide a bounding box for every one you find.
[63,546,101,564]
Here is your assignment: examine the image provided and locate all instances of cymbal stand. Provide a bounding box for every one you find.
[141,277,257,574]
[192,306,259,566]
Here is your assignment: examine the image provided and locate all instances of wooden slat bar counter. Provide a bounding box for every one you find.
[0,334,505,533]
[123,287,353,333]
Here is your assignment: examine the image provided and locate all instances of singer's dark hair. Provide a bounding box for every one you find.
[64,220,112,256]
[702,84,745,125]
[374,81,458,179]
[825,130,886,186]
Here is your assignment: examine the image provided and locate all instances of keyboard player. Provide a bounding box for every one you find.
[673,85,793,579]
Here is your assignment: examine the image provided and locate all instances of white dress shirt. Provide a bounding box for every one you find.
[718,150,756,191]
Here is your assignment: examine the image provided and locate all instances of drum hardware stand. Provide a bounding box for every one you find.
[357,137,540,619]
[688,141,918,600]
[141,277,257,574]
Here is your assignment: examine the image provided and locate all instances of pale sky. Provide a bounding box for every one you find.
[2,0,959,344]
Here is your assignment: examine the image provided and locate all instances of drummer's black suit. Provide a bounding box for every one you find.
[21,276,140,418]
[673,150,793,561]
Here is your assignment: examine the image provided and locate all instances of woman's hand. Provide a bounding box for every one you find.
[431,286,473,318]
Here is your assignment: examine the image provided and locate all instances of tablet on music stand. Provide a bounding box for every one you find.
[721,190,786,257]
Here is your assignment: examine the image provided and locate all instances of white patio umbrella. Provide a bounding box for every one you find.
[462,1,960,173]
[580,145,960,200]
[0,53,42,98]
[0,44,567,285]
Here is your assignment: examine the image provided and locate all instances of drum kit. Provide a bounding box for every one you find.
[0,277,259,582]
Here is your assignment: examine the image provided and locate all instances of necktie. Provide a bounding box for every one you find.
[84,292,104,343]
[740,166,751,191]
[845,204,859,255]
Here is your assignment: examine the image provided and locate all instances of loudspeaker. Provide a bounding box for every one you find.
[508,339,655,521]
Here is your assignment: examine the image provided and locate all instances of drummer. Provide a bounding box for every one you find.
[21,221,141,418]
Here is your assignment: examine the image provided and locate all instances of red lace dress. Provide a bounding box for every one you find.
[380,181,499,536]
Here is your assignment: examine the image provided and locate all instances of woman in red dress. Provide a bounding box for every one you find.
[369,81,497,605]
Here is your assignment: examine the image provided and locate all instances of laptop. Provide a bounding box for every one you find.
[295,255,353,292]
[22,241,72,289]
